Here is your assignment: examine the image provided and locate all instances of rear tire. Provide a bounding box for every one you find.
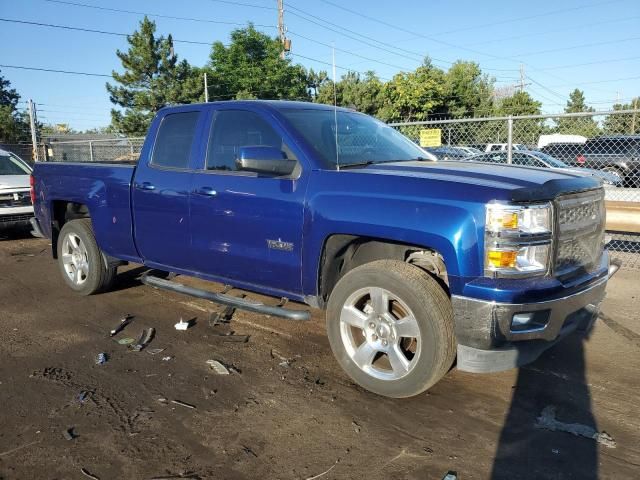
[57,219,116,295]
[326,260,456,398]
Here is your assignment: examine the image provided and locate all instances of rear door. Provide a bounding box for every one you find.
[132,107,207,269]
[188,106,308,295]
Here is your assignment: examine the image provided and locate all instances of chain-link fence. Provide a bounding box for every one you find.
[0,143,45,165]
[42,137,145,163]
[391,109,640,269]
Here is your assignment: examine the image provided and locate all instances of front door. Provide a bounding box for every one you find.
[189,108,307,295]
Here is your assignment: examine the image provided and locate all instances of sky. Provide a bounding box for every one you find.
[1,0,639,130]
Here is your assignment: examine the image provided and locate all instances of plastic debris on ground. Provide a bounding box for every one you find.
[109,313,134,337]
[206,360,229,375]
[171,399,196,409]
[117,337,135,345]
[161,356,172,362]
[62,428,76,441]
[131,328,155,351]
[95,353,108,365]
[147,348,165,355]
[174,317,195,331]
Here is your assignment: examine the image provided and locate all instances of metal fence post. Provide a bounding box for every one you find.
[506,115,513,164]
[89,141,94,162]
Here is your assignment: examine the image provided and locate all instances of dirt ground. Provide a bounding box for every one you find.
[1,229,639,480]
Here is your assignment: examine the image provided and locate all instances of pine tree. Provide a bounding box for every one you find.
[556,89,599,137]
[106,17,200,136]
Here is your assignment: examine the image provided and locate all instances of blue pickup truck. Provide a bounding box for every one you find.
[32,101,617,398]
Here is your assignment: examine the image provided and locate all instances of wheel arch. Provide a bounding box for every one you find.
[315,234,453,308]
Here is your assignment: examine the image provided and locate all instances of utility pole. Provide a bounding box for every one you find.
[631,97,638,135]
[519,64,525,93]
[27,99,40,162]
[277,0,290,59]
[204,72,209,102]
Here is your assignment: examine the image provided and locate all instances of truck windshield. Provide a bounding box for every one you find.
[280,109,429,168]
[0,154,32,175]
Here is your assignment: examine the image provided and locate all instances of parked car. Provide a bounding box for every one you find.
[540,142,585,164]
[579,135,640,187]
[465,150,622,186]
[423,146,472,160]
[456,146,483,156]
[0,149,34,230]
[485,143,527,152]
[32,101,616,398]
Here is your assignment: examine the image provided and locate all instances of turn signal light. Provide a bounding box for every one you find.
[29,174,35,205]
[486,250,517,269]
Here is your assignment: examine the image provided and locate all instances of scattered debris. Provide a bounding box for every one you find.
[132,328,155,352]
[241,445,258,458]
[206,360,229,375]
[147,348,166,355]
[157,397,169,404]
[174,317,195,331]
[442,472,457,480]
[95,353,108,365]
[117,337,135,345]
[62,428,76,441]
[109,314,134,337]
[304,460,338,480]
[80,467,101,480]
[161,356,172,362]
[215,332,250,343]
[352,421,361,433]
[552,449,560,455]
[76,390,89,404]
[276,297,289,308]
[535,406,617,448]
[171,399,196,410]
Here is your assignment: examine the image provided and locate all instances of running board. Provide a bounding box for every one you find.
[141,273,310,321]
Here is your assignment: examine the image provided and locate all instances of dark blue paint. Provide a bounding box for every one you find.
[33,100,605,306]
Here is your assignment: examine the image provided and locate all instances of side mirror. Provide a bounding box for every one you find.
[236,146,297,176]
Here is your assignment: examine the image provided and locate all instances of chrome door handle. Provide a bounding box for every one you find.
[136,182,156,191]
[194,187,217,197]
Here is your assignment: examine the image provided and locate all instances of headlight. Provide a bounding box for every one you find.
[485,202,553,277]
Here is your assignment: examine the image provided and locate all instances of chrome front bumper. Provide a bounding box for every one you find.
[453,261,620,373]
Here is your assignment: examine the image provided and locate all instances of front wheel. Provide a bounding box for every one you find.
[326,260,456,398]
[57,219,116,295]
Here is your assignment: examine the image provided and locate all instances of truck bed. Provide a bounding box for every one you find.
[32,162,139,261]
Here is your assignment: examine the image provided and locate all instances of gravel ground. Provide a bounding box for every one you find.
[1,229,639,480]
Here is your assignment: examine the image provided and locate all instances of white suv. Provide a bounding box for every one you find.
[0,149,34,230]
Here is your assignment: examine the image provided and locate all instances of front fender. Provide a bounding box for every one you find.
[303,189,484,297]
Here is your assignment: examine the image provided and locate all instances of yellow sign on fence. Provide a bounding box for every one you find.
[419,128,442,147]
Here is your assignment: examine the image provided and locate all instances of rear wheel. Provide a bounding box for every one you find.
[326,260,456,398]
[57,219,116,295]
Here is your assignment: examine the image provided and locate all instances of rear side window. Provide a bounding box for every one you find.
[152,112,200,168]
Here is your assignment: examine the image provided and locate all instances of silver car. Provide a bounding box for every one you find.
[465,150,623,187]
[0,149,34,230]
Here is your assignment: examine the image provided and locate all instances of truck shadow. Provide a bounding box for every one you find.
[491,331,599,479]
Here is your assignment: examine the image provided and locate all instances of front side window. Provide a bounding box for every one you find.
[206,110,295,171]
[512,153,545,167]
[151,112,200,169]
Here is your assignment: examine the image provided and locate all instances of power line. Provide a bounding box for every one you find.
[207,0,275,10]
[515,35,640,58]
[549,75,640,88]
[536,55,640,71]
[0,17,212,46]
[0,64,111,77]
[44,0,277,28]
[429,0,626,36]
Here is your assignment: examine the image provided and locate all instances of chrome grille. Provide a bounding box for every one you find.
[555,189,605,276]
[0,191,32,208]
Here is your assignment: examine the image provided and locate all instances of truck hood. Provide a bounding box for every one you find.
[0,175,30,191]
[354,160,601,202]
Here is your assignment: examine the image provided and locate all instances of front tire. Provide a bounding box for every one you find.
[57,219,116,295]
[326,260,456,398]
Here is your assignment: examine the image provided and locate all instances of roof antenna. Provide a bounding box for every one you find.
[332,43,339,171]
